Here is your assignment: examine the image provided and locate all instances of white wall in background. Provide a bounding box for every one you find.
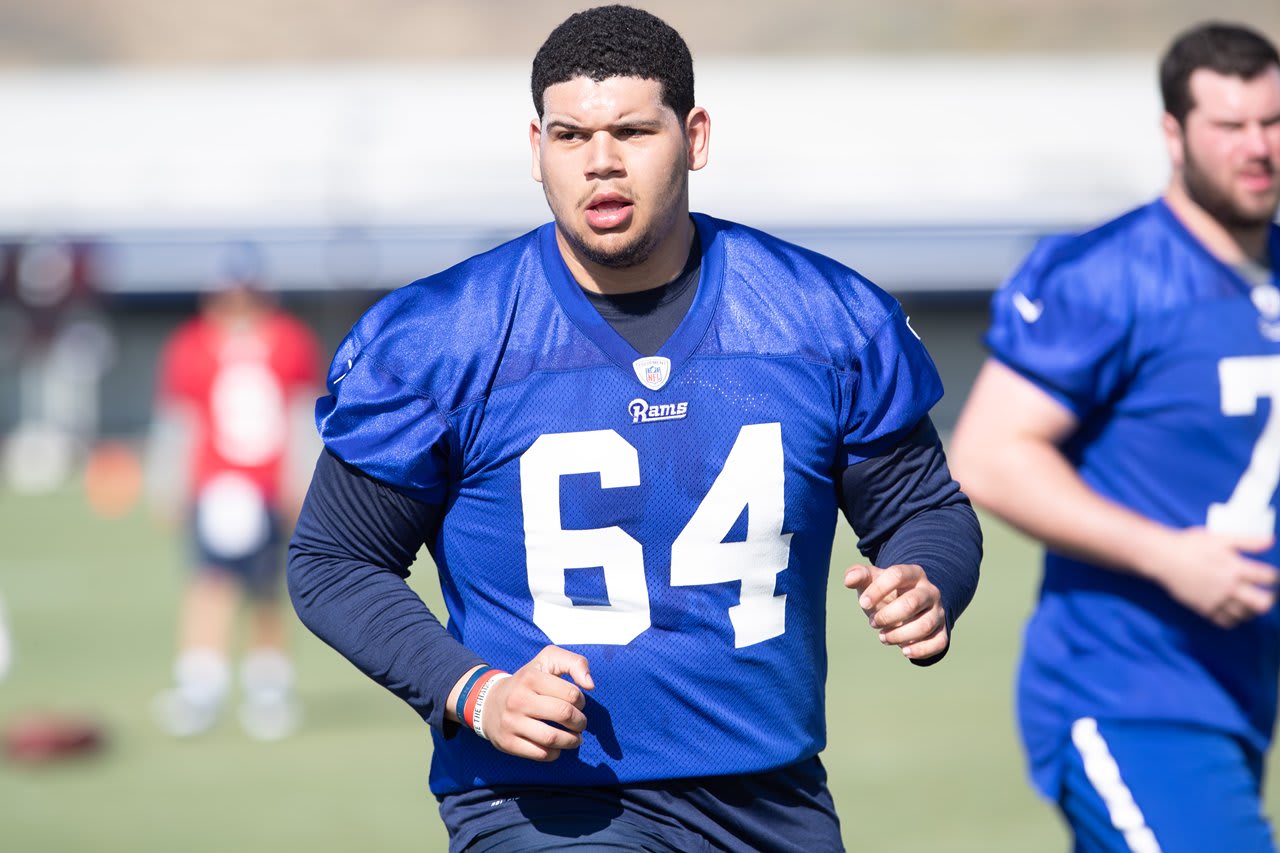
[0,57,1165,234]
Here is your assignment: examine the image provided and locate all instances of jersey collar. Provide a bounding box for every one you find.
[1153,197,1280,292]
[538,213,725,388]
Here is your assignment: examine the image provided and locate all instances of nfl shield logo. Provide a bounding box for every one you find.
[632,356,671,391]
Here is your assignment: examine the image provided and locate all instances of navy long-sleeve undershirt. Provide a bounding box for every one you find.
[839,416,982,661]
[290,250,979,725]
[287,416,981,732]
[287,451,482,732]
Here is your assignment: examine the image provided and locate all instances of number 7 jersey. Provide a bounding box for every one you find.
[317,214,942,793]
[987,199,1280,799]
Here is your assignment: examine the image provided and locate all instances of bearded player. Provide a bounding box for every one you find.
[953,21,1280,852]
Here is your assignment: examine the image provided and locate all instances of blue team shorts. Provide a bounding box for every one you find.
[438,755,844,853]
[1058,717,1274,852]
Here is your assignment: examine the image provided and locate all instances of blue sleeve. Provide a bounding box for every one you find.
[986,236,1133,419]
[842,306,944,464]
[287,449,484,731]
[314,331,453,503]
[839,416,982,666]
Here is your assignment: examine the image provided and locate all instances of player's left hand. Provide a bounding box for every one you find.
[844,563,948,661]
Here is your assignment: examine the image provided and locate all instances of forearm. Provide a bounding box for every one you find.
[956,432,1174,581]
[144,403,193,517]
[873,501,981,632]
[288,548,482,728]
[949,358,1280,631]
[950,359,1182,584]
[840,416,982,663]
[287,449,484,730]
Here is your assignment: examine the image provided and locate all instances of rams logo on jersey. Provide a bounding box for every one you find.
[628,398,689,424]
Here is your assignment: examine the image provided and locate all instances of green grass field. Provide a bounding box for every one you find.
[0,484,1269,851]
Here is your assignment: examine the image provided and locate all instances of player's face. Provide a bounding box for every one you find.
[1170,66,1280,229]
[531,76,709,278]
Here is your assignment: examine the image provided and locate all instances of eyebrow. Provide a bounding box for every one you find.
[1206,111,1280,126]
[544,117,667,132]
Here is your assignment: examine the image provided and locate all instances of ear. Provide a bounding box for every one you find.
[1161,112,1185,172]
[529,119,544,184]
[685,107,710,172]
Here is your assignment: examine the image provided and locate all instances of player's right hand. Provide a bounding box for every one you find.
[1151,528,1277,629]
[481,645,593,762]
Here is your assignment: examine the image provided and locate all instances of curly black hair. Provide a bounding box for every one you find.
[1160,22,1279,124]
[531,5,694,121]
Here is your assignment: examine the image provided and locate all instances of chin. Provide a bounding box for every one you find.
[1236,201,1280,226]
[578,233,653,269]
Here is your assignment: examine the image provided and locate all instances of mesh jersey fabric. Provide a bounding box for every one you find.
[316,213,943,793]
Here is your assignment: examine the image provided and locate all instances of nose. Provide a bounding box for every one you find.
[584,131,624,180]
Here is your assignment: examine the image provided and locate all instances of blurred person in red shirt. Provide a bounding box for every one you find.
[148,245,322,740]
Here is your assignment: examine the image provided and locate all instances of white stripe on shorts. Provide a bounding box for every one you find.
[1070,717,1162,853]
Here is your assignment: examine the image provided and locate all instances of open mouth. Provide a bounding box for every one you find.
[585,195,634,230]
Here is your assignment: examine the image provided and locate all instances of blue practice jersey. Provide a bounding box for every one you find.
[316,214,942,794]
[988,199,1280,798]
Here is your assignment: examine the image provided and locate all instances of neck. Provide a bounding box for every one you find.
[558,214,695,295]
[1163,178,1271,266]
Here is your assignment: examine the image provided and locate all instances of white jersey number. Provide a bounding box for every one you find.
[670,423,792,648]
[1207,355,1280,537]
[520,424,791,648]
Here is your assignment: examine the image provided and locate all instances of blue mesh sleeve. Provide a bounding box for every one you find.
[986,237,1133,418]
[315,333,452,503]
[842,307,944,464]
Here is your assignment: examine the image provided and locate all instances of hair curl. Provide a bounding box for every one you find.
[531,5,694,121]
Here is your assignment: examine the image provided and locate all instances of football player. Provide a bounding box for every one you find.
[150,250,322,740]
[289,6,981,850]
[951,21,1280,852]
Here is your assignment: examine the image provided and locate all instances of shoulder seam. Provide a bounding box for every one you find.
[350,339,458,442]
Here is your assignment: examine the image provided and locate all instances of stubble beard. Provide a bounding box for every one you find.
[1182,141,1280,230]
[549,169,689,271]
[565,221,661,270]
